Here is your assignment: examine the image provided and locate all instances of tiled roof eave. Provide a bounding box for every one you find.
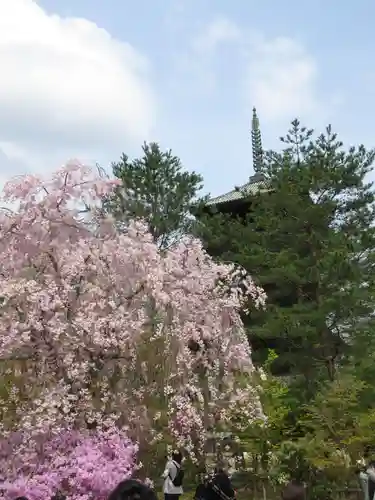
[205,180,269,206]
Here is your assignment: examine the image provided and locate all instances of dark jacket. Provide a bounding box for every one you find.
[195,472,235,500]
[194,482,209,500]
[281,481,306,500]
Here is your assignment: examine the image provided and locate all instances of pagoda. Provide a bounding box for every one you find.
[199,109,296,375]
[203,107,268,217]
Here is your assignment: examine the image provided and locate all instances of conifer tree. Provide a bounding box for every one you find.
[197,121,375,397]
[107,142,205,248]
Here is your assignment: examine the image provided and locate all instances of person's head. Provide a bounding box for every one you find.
[51,494,66,500]
[196,467,207,484]
[369,460,375,469]
[215,460,229,475]
[107,479,158,500]
[197,473,205,484]
[281,481,306,500]
[172,450,183,464]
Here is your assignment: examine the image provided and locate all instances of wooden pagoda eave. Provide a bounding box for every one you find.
[203,173,269,213]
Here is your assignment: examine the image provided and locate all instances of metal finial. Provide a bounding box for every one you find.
[252,107,259,131]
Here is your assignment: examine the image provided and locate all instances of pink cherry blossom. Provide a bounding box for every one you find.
[0,427,137,499]
[0,162,265,486]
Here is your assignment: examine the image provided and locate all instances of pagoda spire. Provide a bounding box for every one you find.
[251,107,263,173]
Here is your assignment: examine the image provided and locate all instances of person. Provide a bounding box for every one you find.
[162,451,184,500]
[201,462,235,500]
[281,481,306,500]
[367,461,375,500]
[211,463,235,500]
[194,472,210,500]
[356,467,369,500]
[108,479,158,500]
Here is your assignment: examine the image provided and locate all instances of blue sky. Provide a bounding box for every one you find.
[0,0,374,197]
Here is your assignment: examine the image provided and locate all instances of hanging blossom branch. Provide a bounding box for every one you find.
[0,162,265,495]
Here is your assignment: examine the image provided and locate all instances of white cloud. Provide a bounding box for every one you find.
[189,18,338,124]
[0,0,156,175]
[170,17,242,95]
[191,17,241,54]
[245,36,321,122]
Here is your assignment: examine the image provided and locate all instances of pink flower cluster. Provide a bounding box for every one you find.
[0,427,137,500]
[0,162,265,467]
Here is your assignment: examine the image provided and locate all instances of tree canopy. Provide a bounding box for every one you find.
[107,142,205,248]
[197,120,375,391]
[196,120,375,497]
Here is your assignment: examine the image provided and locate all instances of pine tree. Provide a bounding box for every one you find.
[197,121,375,397]
[107,142,205,248]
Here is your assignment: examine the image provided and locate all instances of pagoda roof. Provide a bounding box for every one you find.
[206,173,268,207]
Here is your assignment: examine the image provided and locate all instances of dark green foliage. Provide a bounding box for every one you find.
[197,120,375,397]
[107,142,205,248]
[239,353,375,500]
[101,122,375,498]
